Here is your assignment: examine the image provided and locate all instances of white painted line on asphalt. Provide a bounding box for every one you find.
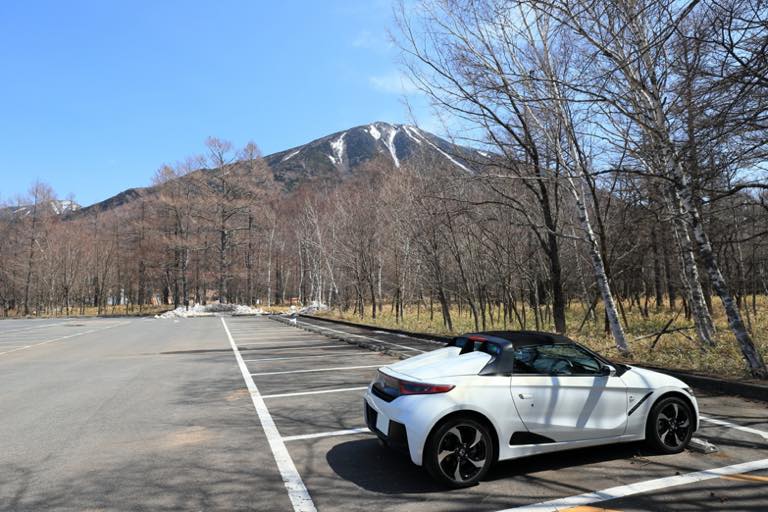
[262,387,369,399]
[295,321,426,353]
[282,427,371,442]
[251,364,381,377]
[0,321,131,357]
[221,317,316,512]
[0,321,69,334]
[239,344,351,352]
[700,415,768,440]
[244,352,378,362]
[496,458,768,512]
[237,339,338,346]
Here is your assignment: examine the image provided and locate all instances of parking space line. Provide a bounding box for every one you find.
[262,387,368,399]
[251,364,381,377]
[0,321,68,334]
[221,317,316,512]
[244,352,377,362]
[700,415,768,441]
[295,321,427,353]
[496,458,768,512]
[282,427,370,442]
[0,321,131,357]
[239,344,351,352]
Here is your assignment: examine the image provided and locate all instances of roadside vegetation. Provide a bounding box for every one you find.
[320,297,768,380]
[0,0,766,378]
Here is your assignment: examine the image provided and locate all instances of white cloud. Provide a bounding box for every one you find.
[369,71,422,95]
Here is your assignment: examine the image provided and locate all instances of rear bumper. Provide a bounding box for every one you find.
[364,389,435,465]
[364,400,409,453]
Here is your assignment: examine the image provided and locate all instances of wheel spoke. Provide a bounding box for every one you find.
[438,450,453,464]
[658,412,671,423]
[467,457,486,468]
[659,427,670,440]
[447,427,462,443]
[672,403,680,420]
[672,431,683,447]
[469,428,482,448]
[453,459,464,482]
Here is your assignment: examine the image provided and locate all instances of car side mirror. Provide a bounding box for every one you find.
[601,365,616,377]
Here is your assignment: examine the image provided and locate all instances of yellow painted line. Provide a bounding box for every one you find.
[562,507,622,512]
[722,473,768,484]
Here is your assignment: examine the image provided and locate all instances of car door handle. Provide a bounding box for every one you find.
[518,393,533,400]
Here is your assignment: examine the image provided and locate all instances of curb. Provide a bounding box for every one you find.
[296,314,452,343]
[640,365,768,403]
[270,315,416,361]
[278,315,768,404]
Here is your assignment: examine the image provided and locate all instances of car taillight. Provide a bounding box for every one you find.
[373,370,454,398]
[399,380,455,395]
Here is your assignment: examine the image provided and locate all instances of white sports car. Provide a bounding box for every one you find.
[364,331,698,487]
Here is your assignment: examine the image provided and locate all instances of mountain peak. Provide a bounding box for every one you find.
[265,121,476,187]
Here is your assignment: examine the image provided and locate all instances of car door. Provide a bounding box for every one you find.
[510,344,628,442]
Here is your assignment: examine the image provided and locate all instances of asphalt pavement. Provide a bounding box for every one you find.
[1,315,766,511]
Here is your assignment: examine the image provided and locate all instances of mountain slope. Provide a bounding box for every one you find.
[266,121,479,188]
[64,122,484,216]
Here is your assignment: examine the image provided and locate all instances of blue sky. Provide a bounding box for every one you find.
[0,0,432,205]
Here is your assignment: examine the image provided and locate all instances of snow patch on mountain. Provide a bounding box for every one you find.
[403,125,423,145]
[367,124,381,140]
[329,132,346,165]
[409,127,473,174]
[384,125,400,168]
[282,149,301,162]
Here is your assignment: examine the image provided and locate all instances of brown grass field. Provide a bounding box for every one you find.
[319,297,768,380]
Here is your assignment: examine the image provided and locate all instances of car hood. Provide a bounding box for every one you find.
[383,347,492,380]
[621,365,689,390]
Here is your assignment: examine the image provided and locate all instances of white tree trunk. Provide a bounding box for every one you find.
[667,192,716,346]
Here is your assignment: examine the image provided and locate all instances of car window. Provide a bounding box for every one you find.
[512,344,602,375]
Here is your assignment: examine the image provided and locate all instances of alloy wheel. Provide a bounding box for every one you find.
[656,401,692,450]
[436,423,489,484]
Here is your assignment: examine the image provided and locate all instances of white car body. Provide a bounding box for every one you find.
[364,332,698,484]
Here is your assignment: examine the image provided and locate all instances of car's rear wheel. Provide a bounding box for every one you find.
[424,417,493,488]
[645,396,694,454]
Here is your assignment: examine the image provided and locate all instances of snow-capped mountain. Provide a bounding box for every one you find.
[69,122,484,215]
[0,199,81,219]
[266,121,480,188]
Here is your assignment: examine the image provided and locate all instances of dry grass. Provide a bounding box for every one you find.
[318,297,768,380]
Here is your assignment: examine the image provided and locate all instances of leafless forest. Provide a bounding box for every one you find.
[1,0,767,377]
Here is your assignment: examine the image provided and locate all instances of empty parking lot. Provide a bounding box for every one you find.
[1,315,766,511]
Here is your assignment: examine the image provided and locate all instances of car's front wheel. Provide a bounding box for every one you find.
[645,396,694,454]
[424,417,494,488]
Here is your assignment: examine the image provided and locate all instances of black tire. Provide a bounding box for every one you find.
[424,417,494,488]
[645,396,694,454]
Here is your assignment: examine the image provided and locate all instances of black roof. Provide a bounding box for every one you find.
[459,330,575,349]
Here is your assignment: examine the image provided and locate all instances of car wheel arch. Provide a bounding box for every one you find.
[425,409,500,464]
[645,390,697,431]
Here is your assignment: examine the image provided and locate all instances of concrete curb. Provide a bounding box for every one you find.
[275,314,768,404]
[296,314,452,343]
[640,365,768,403]
[270,315,415,361]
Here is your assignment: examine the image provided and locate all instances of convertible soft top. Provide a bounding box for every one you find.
[456,330,575,349]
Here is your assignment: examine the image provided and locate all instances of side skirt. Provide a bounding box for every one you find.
[498,434,645,461]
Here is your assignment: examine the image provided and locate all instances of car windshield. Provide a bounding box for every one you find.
[513,343,602,375]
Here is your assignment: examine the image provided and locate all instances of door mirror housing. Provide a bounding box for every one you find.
[601,364,617,377]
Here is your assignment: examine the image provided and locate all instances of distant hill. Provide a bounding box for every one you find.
[0,199,81,219]
[11,122,484,218]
